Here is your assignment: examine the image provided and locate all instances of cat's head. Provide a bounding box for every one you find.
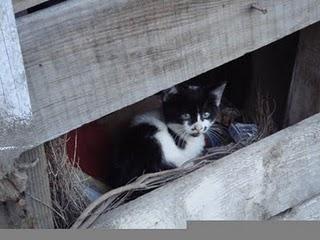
[162,82,226,137]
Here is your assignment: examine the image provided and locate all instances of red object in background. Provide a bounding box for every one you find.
[66,121,111,181]
[65,95,161,181]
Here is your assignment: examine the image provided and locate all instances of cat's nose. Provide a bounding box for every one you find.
[192,125,203,132]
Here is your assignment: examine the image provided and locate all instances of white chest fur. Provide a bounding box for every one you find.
[133,111,205,167]
[155,130,205,167]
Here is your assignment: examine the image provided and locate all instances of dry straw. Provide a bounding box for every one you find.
[45,134,91,228]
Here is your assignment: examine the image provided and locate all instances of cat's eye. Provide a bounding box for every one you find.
[202,112,211,118]
[181,113,191,120]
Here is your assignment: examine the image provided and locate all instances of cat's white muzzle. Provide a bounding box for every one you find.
[186,120,212,137]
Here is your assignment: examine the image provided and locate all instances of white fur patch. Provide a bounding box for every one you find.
[155,129,205,167]
[133,111,205,167]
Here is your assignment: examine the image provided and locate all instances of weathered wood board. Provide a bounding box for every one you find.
[13,0,48,13]
[16,0,320,148]
[88,113,320,229]
[0,1,53,229]
[272,194,320,220]
[21,145,54,228]
[285,22,320,126]
[0,0,32,178]
[1,145,54,228]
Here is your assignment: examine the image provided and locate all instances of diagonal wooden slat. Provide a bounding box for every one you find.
[15,0,320,148]
[89,113,320,228]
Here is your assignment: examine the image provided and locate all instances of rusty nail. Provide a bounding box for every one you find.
[251,3,268,14]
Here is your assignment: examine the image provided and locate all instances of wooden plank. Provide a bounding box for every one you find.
[4,145,54,228]
[13,0,48,13]
[272,195,320,220]
[87,113,320,229]
[284,22,320,127]
[16,0,320,147]
[246,33,299,127]
[21,145,54,228]
[0,0,32,178]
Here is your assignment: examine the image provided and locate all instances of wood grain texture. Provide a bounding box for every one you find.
[0,0,32,177]
[21,145,54,228]
[0,168,27,202]
[272,194,320,220]
[1,145,54,228]
[13,0,48,13]
[285,22,320,126]
[16,0,320,147]
[89,113,320,228]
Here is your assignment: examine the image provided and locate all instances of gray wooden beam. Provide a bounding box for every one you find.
[3,145,54,228]
[87,113,320,229]
[285,22,320,127]
[16,0,320,148]
[0,0,33,179]
[21,145,54,228]
[0,0,53,228]
[272,194,320,220]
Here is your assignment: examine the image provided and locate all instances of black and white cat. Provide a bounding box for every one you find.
[108,82,226,188]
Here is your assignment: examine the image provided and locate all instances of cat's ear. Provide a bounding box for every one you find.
[210,82,226,106]
[162,86,178,102]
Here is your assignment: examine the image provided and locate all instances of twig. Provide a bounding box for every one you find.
[25,192,66,221]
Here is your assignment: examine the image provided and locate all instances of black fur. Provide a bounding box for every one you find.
[107,123,175,188]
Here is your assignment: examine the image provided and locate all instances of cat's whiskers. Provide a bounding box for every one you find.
[169,126,185,137]
[167,126,184,148]
[207,127,222,141]
[169,126,189,148]
[178,131,188,148]
[175,128,187,148]
[173,133,182,147]
[207,127,218,136]
[181,131,189,147]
